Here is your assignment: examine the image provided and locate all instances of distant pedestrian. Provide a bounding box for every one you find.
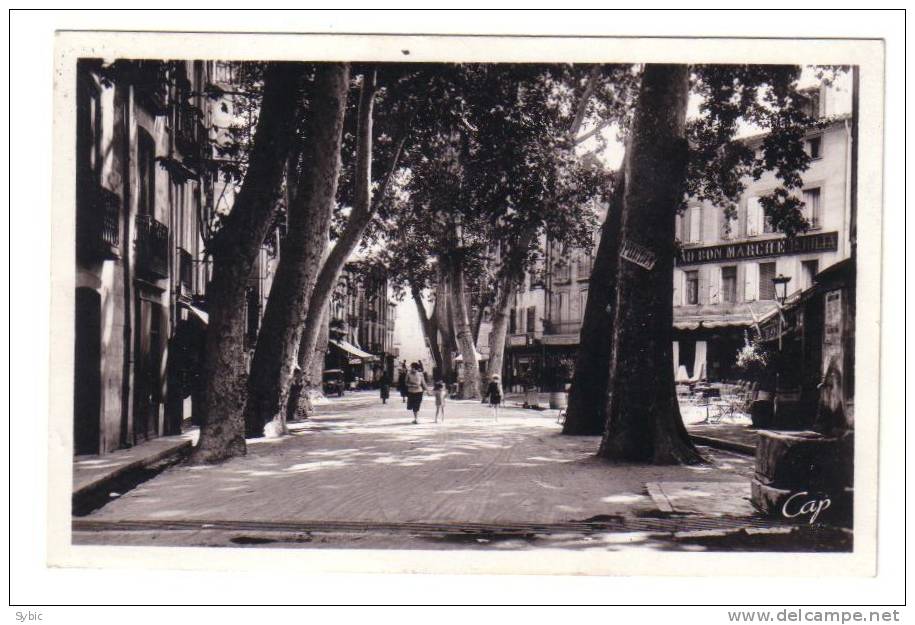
[433,381,447,423]
[379,369,391,405]
[405,362,429,424]
[397,363,408,403]
[485,374,503,421]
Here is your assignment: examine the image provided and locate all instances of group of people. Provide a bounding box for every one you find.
[381,361,503,424]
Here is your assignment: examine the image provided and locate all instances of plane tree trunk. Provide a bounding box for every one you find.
[562,176,625,435]
[412,282,444,376]
[450,254,482,400]
[485,230,535,383]
[244,63,350,438]
[289,70,422,417]
[190,62,306,464]
[485,272,514,383]
[597,64,703,464]
[434,272,457,381]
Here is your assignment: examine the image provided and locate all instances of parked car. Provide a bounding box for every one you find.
[322,369,345,397]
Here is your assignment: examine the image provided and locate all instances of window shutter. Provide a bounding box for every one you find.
[745,262,759,302]
[673,269,682,306]
[746,197,761,236]
[709,267,721,305]
[689,207,702,243]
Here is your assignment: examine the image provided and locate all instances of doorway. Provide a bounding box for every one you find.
[133,296,163,442]
[74,288,102,455]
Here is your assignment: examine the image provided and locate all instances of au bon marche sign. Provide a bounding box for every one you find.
[678,231,838,266]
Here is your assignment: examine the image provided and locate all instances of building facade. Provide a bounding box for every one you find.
[672,114,853,382]
[501,91,853,392]
[326,265,398,386]
[74,59,216,455]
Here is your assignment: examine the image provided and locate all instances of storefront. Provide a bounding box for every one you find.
[673,301,779,383]
[326,339,379,388]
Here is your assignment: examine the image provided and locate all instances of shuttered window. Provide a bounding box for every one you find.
[758,262,777,300]
[689,206,702,243]
[803,188,821,229]
[746,197,762,236]
[745,263,759,301]
[685,271,699,305]
[721,266,737,303]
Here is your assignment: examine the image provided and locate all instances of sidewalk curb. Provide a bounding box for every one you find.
[73,439,192,502]
[690,434,756,457]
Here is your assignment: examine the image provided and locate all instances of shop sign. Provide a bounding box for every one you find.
[678,231,838,266]
[823,289,842,347]
[509,334,529,346]
[540,334,579,346]
[620,238,657,270]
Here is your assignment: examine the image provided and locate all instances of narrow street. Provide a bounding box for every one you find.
[67,391,831,551]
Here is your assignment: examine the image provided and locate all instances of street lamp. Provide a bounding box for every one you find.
[771,274,792,390]
[772,274,792,305]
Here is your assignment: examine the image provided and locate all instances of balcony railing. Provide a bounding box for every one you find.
[529,273,545,289]
[77,184,121,261]
[543,320,582,336]
[176,109,207,163]
[552,265,572,284]
[131,61,168,114]
[576,256,593,280]
[135,214,169,279]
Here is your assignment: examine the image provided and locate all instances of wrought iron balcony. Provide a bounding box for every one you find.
[542,320,582,336]
[576,256,594,280]
[175,109,207,163]
[135,214,169,279]
[552,265,572,284]
[76,184,121,261]
[131,61,168,115]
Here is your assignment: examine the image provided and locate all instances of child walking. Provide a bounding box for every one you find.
[485,374,503,421]
[433,381,447,423]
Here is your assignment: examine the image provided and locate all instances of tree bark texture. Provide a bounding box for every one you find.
[434,272,457,382]
[292,70,379,394]
[472,300,486,346]
[485,272,514,383]
[450,255,482,399]
[244,63,350,438]
[597,64,702,464]
[287,300,329,421]
[412,283,443,377]
[190,62,306,464]
[562,176,625,435]
[485,230,536,383]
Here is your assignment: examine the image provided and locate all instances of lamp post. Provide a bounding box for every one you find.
[771,274,791,350]
[772,274,791,305]
[771,274,792,417]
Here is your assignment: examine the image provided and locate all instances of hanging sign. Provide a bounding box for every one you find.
[620,238,657,271]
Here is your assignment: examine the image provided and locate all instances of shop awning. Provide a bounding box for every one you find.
[673,301,779,331]
[329,339,378,361]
